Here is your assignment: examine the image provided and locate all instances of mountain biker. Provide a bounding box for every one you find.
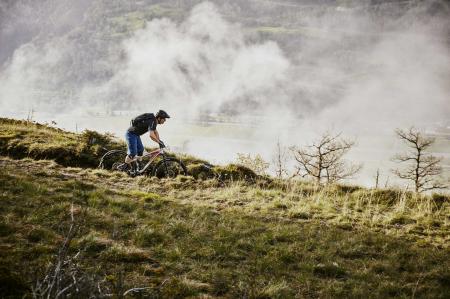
[125,110,170,170]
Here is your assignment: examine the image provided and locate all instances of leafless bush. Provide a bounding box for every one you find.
[290,132,361,185]
[374,168,381,189]
[32,204,102,298]
[272,139,290,179]
[31,204,162,298]
[392,127,446,193]
[31,204,112,298]
[236,152,269,176]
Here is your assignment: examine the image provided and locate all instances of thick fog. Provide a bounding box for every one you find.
[0,0,449,186]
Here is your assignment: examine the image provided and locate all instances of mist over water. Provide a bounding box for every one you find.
[0,0,449,187]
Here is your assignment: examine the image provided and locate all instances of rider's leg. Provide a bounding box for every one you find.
[136,136,144,161]
[134,136,145,171]
[125,131,138,168]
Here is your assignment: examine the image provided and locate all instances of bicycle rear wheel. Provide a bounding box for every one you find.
[153,158,187,178]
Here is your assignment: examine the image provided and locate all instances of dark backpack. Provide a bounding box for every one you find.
[131,113,153,127]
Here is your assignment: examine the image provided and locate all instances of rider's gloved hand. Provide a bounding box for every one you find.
[158,141,166,148]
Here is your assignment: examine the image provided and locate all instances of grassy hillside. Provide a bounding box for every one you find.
[0,118,256,181]
[1,157,449,298]
[0,118,125,168]
[0,119,449,298]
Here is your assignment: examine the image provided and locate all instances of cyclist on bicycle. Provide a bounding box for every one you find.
[125,110,170,170]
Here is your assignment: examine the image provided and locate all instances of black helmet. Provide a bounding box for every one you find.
[156,110,170,119]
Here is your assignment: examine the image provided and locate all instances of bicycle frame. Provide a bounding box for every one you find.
[135,148,166,175]
[98,147,172,176]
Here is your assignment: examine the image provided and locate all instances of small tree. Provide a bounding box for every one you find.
[236,153,269,176]
[392,127,446,193]
[290,132,361,184]
[374,168,381,189]
[272,139,289,179]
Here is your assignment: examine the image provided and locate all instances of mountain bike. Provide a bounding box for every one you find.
[98,146,187,178]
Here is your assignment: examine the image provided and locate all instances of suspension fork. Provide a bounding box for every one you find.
[162,153,169,176]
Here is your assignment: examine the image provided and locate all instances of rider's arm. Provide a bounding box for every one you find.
[149,130,161,144]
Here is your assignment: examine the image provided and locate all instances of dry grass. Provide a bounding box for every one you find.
[0,118,449,297]
[0,156,449,298]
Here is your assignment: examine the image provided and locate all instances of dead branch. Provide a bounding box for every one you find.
[32,204,114,298]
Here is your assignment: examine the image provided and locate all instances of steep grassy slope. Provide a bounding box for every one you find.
[0,157,449,298]
[0,118,257,181]
[0,118,124,168]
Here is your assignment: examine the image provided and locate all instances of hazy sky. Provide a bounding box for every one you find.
[1,1,448,123]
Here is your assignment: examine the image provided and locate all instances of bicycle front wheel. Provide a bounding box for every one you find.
[153,158,187,178]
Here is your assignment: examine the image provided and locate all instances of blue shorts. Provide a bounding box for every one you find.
[125,131,144,157]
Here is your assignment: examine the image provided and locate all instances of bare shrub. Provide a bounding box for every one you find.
[31,204,154,298]
[374,168,381,189]
[392,127,447,193]
[236,153,269,176]
[30,204,116,298]
[272,139,290,179]
[290,132,361,185]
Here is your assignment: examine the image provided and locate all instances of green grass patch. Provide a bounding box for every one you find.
[0,156,449,298]
[0,118,124,168]
[0,118,260,181]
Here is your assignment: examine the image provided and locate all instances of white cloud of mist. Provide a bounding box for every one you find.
[83,2,291,120]
[2,1,448,125]
[314,30,450,131]
[0,41,65,111]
